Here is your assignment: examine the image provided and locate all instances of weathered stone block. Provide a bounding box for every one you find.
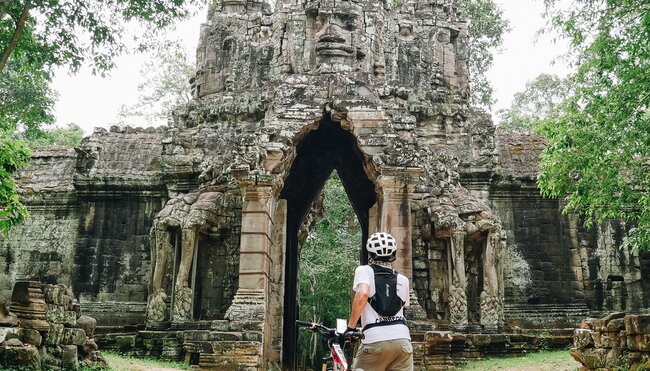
[10,328,42,347]
[574,329,593,349]
[228,321,264,332]
[212,341,262,356]
[116,334,137,349]
[626,334,650,352]
[625,314,650,335]
[211,320,229,331]
[82,338,99,354]
[46,323,65,346]
[607,318,625,332]
[0,344,41,370]
[11,281,43,304]
[61,328,87,346]
[74,315,97,337]
[61,345,78,371]
[46,304,76,325]
[570,347,607,369]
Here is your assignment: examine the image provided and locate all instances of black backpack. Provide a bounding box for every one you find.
[367,264,405,317]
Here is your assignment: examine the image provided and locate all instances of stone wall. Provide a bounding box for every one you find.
[0,149,79,300]
[1,128,170,327]
[492,133,650,329]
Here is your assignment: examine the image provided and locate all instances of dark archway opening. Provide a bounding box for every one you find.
[280,118,376,369]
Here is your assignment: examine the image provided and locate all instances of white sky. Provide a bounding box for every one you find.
[51,0,572,134]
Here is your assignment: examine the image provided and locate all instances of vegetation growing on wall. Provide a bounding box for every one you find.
[298,171,361,369]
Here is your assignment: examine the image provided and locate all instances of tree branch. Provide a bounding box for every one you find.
[0,1,32,75]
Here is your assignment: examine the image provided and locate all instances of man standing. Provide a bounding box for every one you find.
[345,232,413,371]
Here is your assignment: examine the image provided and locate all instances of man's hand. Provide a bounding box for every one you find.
[339,326,356,344]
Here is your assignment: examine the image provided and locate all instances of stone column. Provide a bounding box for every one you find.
[376,166,426,319]
[449,230,468,331]
[146,227,171,323]
[225,173,280,322]
[480,229,500,333]
[172,227,197,322]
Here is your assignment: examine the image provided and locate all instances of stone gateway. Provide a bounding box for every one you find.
[1,0,649,370]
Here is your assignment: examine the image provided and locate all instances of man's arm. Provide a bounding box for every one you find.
[348,282,370,329]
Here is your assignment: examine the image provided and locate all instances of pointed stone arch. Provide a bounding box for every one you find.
[278,115,378,368]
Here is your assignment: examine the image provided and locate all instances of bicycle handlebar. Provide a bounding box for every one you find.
[296,320,364,341]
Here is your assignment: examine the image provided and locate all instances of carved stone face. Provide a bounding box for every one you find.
[307,0,365,71]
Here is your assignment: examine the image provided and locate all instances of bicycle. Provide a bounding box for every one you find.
[296,319,364,371]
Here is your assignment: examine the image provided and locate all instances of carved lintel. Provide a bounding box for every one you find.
[235,172,283,201]
[378,166,424,191]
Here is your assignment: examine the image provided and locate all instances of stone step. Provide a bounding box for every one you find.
[504,304,590,322]
[183,330,243,342]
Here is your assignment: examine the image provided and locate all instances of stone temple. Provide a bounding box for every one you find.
[2,0,649,369]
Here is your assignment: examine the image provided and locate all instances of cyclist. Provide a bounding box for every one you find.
[344,231,413,371]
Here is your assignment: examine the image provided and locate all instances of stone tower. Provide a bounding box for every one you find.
[146,0,503,367]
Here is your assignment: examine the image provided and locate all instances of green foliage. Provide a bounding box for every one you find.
[118,40,194,126]
[0,55,55,135]
[298,171,361,369]
[0,134,30,237]
[538,0,650,250]
[23,123,85,148]
[456,0,510,107]
[497,73,572,132]
[1,0,208,75]
[0,0,205,237]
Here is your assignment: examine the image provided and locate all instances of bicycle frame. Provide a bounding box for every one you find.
[296,320,362,371]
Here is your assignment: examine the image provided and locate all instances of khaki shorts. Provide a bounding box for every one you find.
[351,338,414,371]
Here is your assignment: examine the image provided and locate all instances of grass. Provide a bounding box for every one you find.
[460,350,581,371]
[100,351,191,371]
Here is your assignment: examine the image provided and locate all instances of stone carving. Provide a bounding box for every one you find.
[146,190,241,324]
[10,281,48,331]
[449,230,468,330]
[306,0,366,73]
[480,230,502,332]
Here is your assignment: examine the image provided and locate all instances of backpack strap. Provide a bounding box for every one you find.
[363,318,408,332]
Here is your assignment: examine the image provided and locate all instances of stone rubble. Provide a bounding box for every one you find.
[0,281,106,370]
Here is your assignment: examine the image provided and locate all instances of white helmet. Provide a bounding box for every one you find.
[366,232,397,258]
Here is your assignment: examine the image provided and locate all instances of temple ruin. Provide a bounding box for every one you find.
[1,0,649,369]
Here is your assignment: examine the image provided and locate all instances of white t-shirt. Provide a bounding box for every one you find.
[353,265,411,344]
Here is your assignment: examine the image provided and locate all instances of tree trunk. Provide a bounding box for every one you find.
[0,1,31,75]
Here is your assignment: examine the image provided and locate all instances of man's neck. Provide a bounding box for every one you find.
[370,260,392,268]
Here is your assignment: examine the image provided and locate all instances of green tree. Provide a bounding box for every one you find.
[118,40,194,126]
[538,0,650,249]
[497,73,572,132]
[0,0,208,236]
[24,123,85,148]
[298,172,361,369]
[0,0,208,75]
[0,135,30,236]
[457,0,510,107]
